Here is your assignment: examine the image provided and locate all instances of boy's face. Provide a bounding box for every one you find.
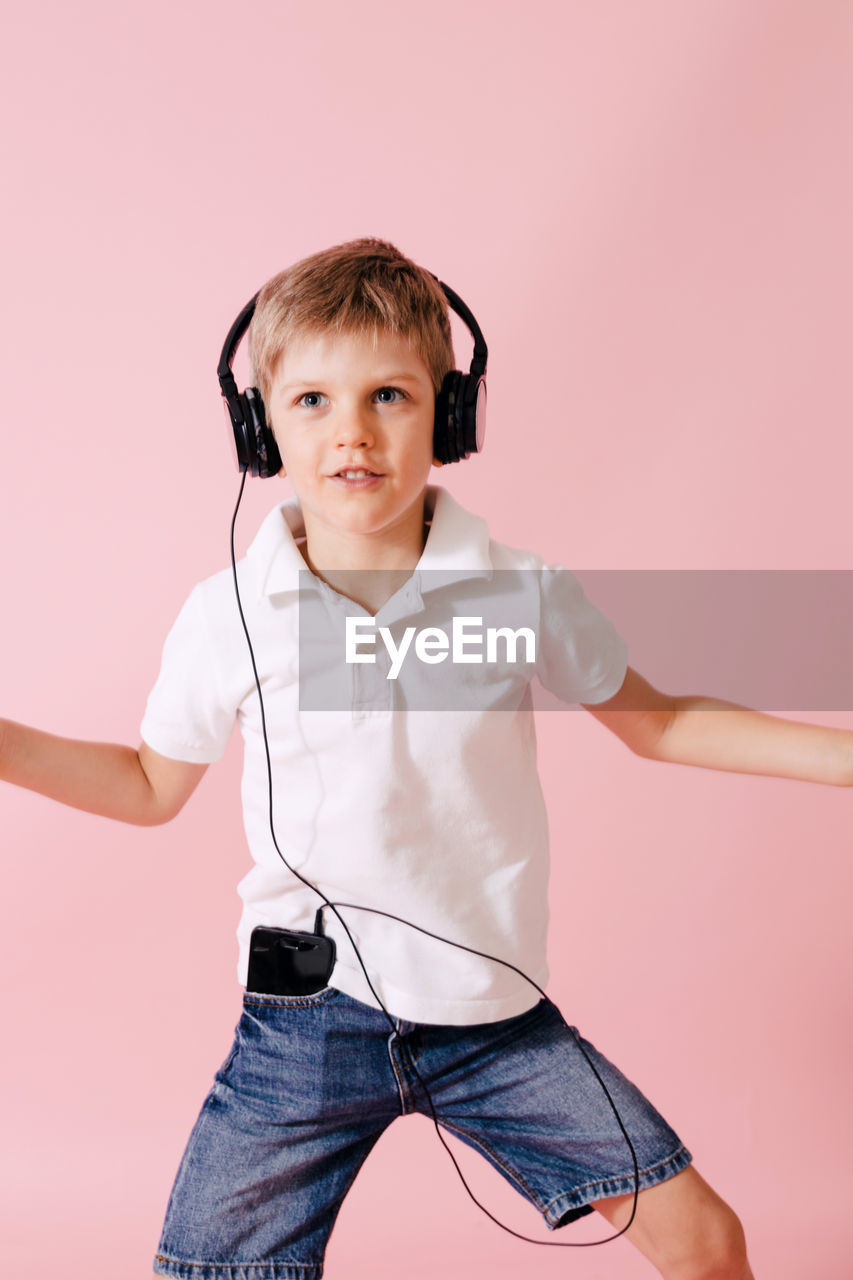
[266,328,440,559]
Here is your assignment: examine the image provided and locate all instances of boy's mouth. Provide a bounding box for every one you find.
[331,468,382,479]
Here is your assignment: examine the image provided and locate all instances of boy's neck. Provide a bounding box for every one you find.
[297,496,430,616]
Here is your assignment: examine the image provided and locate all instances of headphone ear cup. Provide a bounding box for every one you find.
[243,387,282,478]
[457,374,486,459]
[434,371,463,464]
[434,372,486,464]
[225,394,253,473]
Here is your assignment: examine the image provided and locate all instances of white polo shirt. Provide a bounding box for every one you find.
[141,485,628,1025]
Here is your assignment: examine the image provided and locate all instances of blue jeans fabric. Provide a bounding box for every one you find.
[153,989,691,1280]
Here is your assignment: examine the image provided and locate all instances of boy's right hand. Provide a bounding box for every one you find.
[0,719,207,825]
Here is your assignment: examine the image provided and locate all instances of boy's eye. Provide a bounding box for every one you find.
[294,389,405,407]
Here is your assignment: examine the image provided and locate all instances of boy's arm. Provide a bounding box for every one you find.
[582,666,853,786]
[0,718,208,825]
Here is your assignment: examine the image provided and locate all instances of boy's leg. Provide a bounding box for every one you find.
[402,998,753,1278]
[592,1165,753,1280]
[152,988,402,1279]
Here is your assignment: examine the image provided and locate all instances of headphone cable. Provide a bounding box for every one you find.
[230,469,640,1248]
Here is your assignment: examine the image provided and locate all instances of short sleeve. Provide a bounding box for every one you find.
[140,585,236,763]
[536,567,628,705]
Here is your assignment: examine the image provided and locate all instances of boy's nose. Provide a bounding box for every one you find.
[334,410,374,448]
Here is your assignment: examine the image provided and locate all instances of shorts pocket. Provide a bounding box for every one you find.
[241,984,340,1010]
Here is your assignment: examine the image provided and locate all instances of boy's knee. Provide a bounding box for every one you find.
[666,1202,750,1280]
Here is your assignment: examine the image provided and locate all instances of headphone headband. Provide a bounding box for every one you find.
[431,277,488,379]
[218,294,259,393]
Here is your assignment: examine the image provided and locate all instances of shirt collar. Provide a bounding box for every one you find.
[247,484,493,600]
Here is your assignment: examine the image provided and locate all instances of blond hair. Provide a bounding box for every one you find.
[248,238,455,409]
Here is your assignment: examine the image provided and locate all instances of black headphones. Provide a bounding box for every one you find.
[217,274,488,476]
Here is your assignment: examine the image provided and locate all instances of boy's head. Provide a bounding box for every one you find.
[248,240,458,561]
[248,238,455,412]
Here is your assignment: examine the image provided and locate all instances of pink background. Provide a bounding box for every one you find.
[2,2,852,1276]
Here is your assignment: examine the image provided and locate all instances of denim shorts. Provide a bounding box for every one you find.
[153,989,691,1280]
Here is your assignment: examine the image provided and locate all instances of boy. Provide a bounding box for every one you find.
[2,239,851,1280]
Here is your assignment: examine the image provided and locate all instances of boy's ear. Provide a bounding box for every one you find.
[432,457,444,468]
